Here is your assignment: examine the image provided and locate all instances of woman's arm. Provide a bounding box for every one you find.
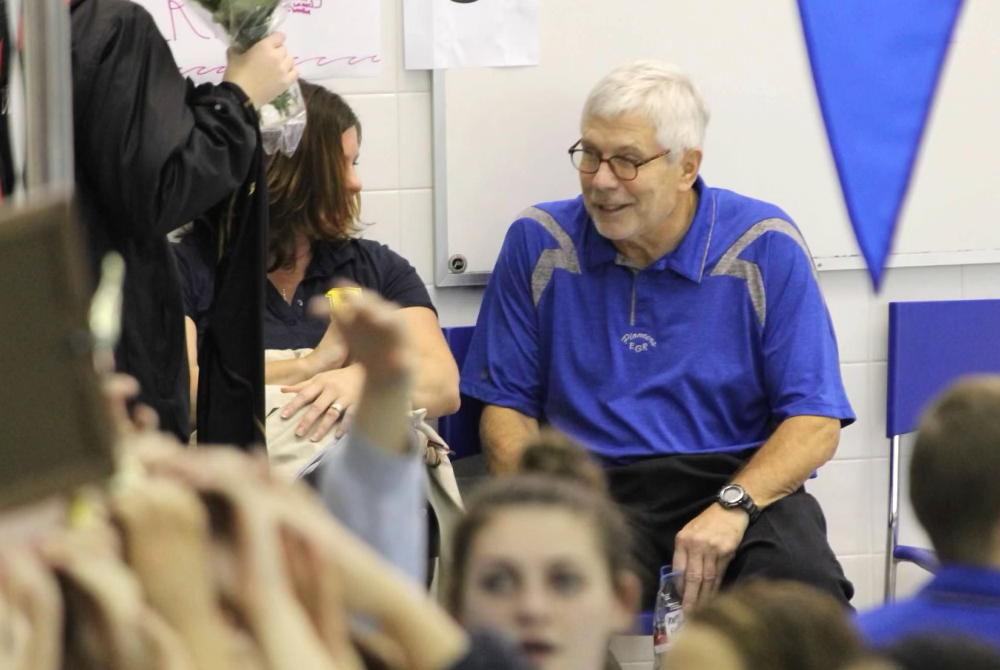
[401,307,460,419]
[185,316,199,429]
[264,317,348,386]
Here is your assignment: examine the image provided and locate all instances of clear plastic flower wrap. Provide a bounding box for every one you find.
[187,0,306,156]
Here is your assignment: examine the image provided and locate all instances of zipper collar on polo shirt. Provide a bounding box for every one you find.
[584,176,716,283]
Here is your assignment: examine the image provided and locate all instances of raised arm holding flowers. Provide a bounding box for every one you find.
[189,0,308,155]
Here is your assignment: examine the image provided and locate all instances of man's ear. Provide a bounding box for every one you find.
[679,149,703,190]
[611,570,643,633]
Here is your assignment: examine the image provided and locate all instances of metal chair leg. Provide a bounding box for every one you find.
[884,435,902,602]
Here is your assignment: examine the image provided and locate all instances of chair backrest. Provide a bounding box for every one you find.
[886,299,1000,437]
[439,326,484,460]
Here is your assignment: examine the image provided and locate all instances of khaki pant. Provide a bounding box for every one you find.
[264,350,465,600]
[264,349,325,480]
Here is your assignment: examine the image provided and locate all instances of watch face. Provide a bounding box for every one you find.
[720,486,743,504]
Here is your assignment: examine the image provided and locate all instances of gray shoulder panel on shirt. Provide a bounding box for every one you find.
[519,206,581,307]
[710,218,819,328]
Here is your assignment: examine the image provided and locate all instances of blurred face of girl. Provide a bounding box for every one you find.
[458,507,634,670]
[342,126,362,194]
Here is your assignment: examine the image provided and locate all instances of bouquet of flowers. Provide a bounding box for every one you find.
[189,0,306,156]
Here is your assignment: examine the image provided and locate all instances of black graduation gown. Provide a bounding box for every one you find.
[70,0,264,443]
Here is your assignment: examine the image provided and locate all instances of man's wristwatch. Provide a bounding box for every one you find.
[717,484,761,523]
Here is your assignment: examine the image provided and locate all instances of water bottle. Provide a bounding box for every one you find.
[652,565,685,670]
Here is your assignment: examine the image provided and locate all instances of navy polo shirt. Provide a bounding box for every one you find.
[461,177,854,465]
[173,232,434,351]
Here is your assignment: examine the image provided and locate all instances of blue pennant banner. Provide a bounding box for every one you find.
[797,0,963,289]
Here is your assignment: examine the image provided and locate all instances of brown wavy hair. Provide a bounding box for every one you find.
[266,81,362,271]
[687,580,865,670]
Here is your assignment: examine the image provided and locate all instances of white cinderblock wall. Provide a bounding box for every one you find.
[318,0,1000,611]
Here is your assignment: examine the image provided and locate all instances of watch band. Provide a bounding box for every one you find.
[718,484,761,523]
[739,494,761,524]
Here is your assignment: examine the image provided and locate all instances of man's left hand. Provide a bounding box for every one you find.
[671,504,749,613]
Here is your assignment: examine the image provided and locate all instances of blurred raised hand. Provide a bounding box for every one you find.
[0,548,62,670]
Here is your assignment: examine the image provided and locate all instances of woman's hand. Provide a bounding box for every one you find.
[304,315,349,373]
[279,364,366,442]
[223,33,298,110]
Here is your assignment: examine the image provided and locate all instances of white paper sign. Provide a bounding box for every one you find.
[130,0,382,83]
[403,0,539,69]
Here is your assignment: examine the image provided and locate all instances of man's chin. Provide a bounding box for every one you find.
[592,217,634,242]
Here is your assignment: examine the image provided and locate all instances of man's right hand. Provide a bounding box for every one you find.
[223,32,299,110]
[480,405,540,474]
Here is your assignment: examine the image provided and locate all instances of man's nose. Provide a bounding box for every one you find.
[590,160,621,190]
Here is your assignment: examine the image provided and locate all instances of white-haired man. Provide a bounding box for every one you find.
[461,61,855,611]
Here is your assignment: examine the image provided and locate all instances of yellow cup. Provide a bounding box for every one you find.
[326,286,363,313]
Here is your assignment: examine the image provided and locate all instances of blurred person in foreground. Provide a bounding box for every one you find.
[856,375,1000,651]
[666,580,866,670]
[0,294,528,670]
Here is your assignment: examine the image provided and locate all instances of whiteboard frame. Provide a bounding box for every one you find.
[433,70,491,287]
[432,71,1000,287]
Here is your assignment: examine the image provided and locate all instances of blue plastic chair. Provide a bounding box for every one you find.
[884,299,1000,600]
[438,326,484,460]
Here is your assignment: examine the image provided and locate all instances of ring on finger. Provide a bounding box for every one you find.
[327,402,345,415]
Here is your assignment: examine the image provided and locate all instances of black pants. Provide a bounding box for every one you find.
[605,450,854,610]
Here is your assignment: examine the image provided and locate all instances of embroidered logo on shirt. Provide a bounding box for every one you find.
[621,332,657,353]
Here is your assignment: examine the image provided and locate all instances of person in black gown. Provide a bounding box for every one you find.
[70,0,298,443]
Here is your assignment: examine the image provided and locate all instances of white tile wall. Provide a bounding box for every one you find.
[868,266,963,362]
[400,189,435,282]
[962,264,1000,299]
[808,460,873,557]
[360,190,401,250]
[398,93,434,189]
[819,271,872,365]
[837,363,870,460]
[344,94,400,191]
[870,457,891,558]
[318,0,1000,615]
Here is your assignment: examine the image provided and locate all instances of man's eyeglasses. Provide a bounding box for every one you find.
[568,140,670,182]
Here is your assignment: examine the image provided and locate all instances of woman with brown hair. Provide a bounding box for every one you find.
[448,433,641,670]
[174,82,458,464]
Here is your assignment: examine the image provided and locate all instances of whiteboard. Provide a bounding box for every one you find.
[130,0,381,83]
[432,0,1000,286]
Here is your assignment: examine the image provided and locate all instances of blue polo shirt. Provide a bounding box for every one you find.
[856,565,1000,651]
[461,177,854,464]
